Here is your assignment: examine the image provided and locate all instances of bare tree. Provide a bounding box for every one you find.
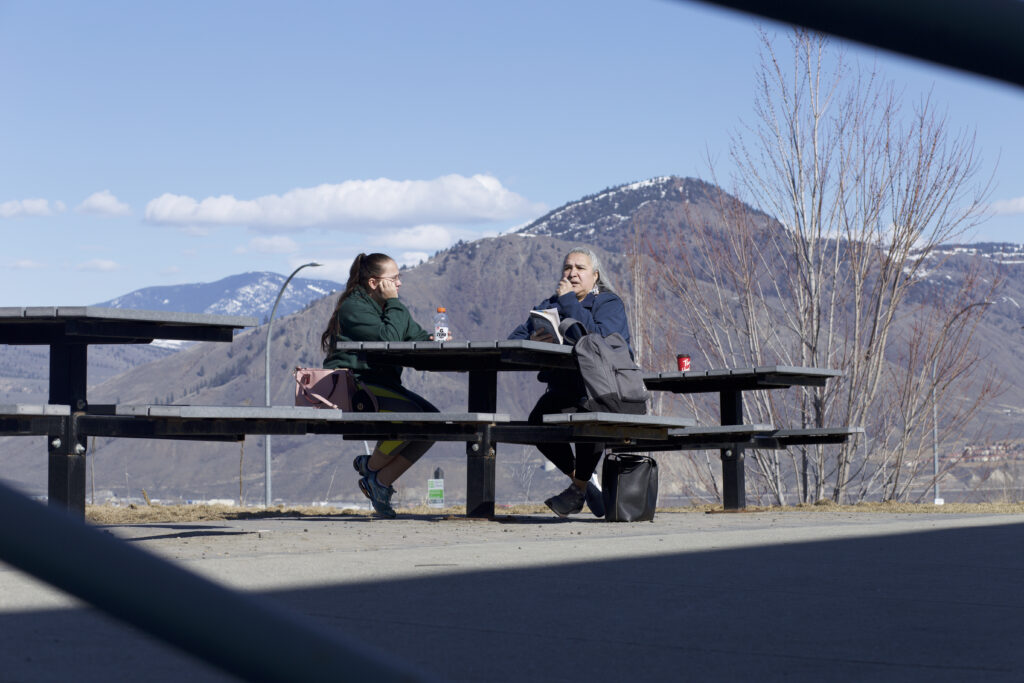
[653,29,995,504]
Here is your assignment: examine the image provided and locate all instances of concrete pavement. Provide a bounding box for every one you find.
[2,509,1023,681]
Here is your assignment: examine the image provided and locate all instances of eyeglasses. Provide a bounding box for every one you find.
[376,275,402,283]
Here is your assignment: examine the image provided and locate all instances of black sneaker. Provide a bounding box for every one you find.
[585,478,605,518]
[358,473,397,519]
[545,484,585,517]
[353,454,371,477]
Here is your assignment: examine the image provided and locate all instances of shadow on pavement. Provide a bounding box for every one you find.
[2,521,1022,682]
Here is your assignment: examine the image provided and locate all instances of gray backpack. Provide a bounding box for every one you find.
[560,318,650,415]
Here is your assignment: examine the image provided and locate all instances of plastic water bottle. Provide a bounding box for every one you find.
[433,307,450,342]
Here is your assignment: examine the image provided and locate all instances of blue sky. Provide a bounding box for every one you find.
[1,0,1021,305]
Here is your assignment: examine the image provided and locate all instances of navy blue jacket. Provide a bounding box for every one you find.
[508,290,632,346]
[509,290,632,389]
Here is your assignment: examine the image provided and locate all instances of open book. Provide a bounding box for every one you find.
[530,308,563,343]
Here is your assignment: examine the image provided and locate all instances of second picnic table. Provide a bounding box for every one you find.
[0,306,256,511]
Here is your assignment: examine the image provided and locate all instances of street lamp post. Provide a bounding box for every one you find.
[264,262,322,507]
[931,300,993,505]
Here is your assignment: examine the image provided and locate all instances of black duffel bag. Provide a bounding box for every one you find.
[602,453,658,522]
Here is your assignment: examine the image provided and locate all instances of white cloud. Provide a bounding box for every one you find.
[77,190,131,216]
[303,257,355,285]
[236,235,300,255]
[77,259,119,272]
[0,198,65,218]
[991,197,1024,215]
[144,174,546,230]
[11,259,44,269]
[378,224,457,250]
[398,251,430,266]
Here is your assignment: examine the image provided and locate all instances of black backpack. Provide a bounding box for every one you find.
[559,318,650,415]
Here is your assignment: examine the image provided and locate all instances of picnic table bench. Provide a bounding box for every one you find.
[77,405,511,441]
[0,404,70,436]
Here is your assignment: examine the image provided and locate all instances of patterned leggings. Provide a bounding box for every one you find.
[360,381,439,464]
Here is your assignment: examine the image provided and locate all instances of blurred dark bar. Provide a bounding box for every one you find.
[686,0,1024,89]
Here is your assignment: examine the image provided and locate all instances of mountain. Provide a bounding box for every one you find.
[95,271,343,322]
[2,176,1022,506]
[516,176,738,250]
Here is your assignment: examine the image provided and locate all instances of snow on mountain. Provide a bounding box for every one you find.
[515,176,688,241]
[931,242,1024,265]
[95,271,343,321]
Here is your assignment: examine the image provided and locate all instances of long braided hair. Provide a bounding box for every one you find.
[320,252,393,352]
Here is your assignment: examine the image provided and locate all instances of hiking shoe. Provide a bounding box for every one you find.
[585,477,605,518]
[545,484,586,517]
[359,473,397,519]
[353,454,371,477]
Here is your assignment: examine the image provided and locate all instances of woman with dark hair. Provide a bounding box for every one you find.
[321,252,437,518]
[508,246,633,519]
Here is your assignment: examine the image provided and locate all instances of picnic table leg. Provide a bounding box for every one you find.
[466,369,497,518]
[47,341,88,517]
[720,389,746,510]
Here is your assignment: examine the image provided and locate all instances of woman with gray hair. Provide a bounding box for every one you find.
[508,246,634,518]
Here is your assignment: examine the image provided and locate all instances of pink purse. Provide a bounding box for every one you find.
[293,368,357,410]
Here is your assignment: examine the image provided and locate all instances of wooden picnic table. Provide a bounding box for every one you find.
[337,340,697,516]
[340,341,857,513]
[0,307,256,512]
[0,315,856,518]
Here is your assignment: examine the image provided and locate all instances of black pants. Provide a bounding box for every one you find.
[528,386,604,483]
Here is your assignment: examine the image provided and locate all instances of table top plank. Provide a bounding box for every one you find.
[0,307,256,345]
[338,342,843,387]
[1,306,255,326]
[336,339,575,372]
[643,365,843,393]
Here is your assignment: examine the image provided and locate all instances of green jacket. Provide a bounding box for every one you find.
[322,287,431,386]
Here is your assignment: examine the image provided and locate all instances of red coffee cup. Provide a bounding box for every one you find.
[676,354,691,372]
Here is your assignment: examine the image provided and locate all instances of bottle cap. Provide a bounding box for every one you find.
[437,307,446,313]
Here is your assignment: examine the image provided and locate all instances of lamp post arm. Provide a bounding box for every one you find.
[264,262,321,507]
[264,263,322,407]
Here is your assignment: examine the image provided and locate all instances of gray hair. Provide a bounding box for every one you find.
[566,246,614,294]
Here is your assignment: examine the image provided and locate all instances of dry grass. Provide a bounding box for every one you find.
[85,499,1024,524]
[673,500,1024,515]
